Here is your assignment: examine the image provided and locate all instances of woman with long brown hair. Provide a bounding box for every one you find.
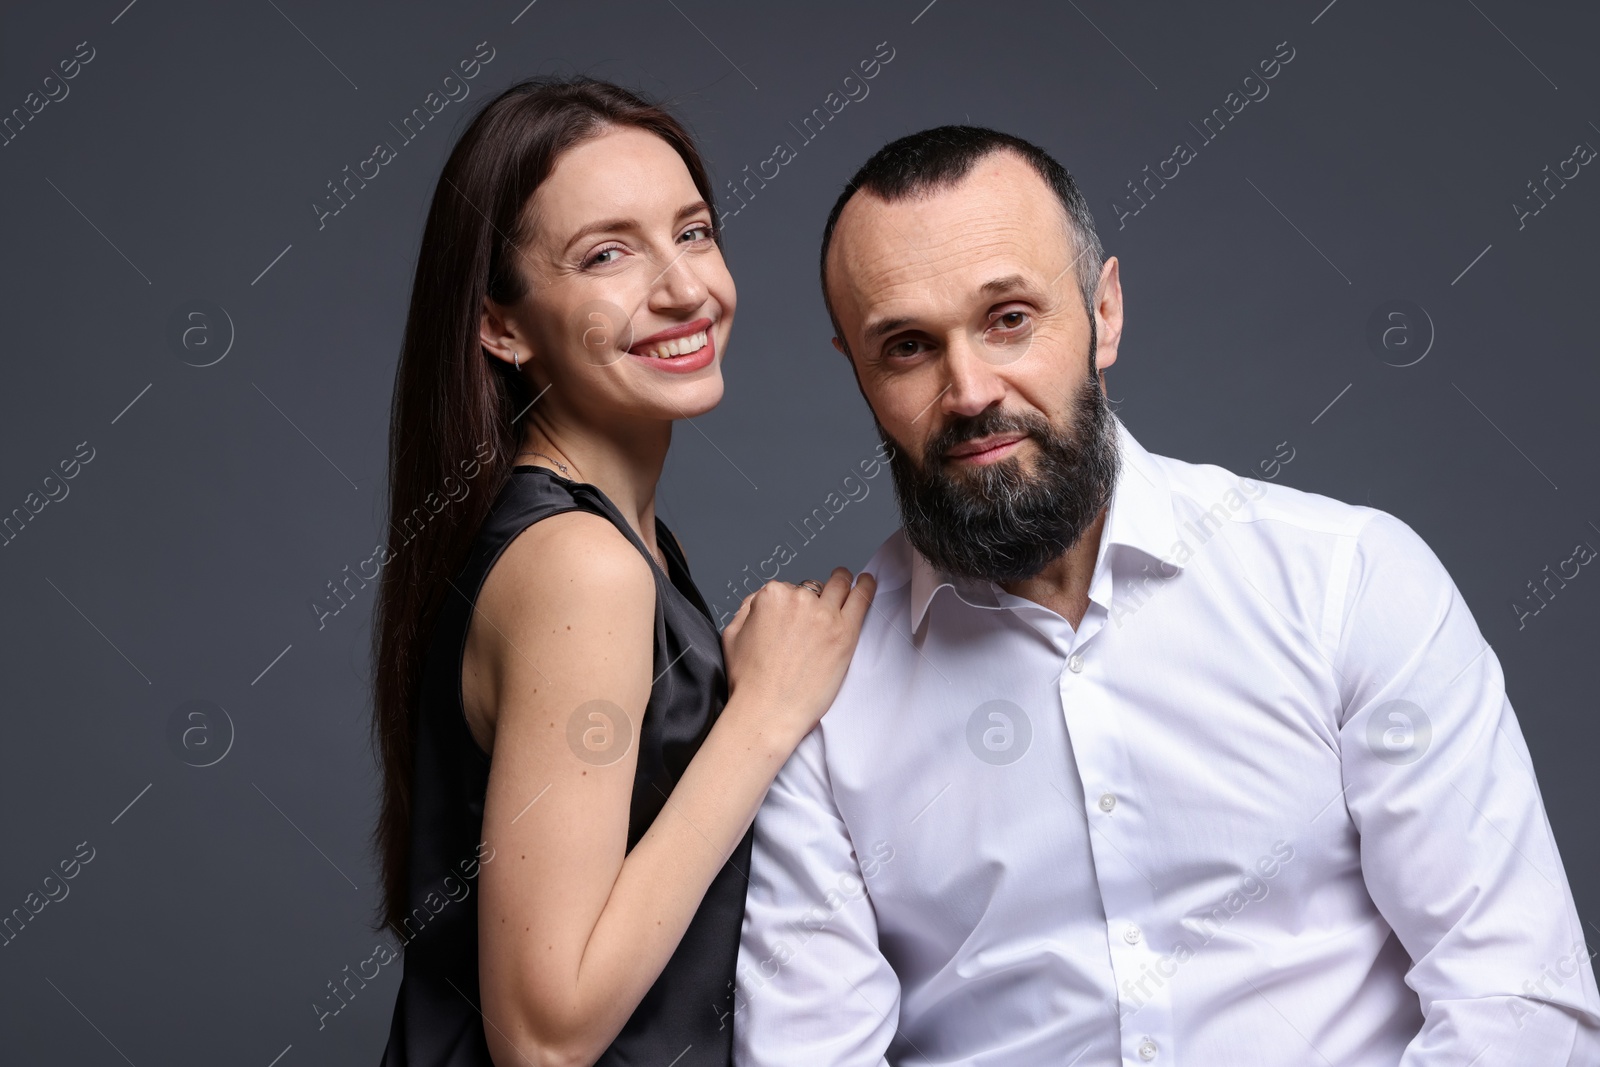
[371,77,874,1065]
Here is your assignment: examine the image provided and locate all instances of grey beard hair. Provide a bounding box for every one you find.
[880,346,1122,585]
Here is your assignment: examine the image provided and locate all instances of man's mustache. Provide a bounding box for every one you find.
[925,411,1047,466]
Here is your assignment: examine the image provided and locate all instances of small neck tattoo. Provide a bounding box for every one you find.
[515,450,572,476]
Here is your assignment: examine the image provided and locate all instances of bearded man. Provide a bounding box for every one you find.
[732,125,1600,1066]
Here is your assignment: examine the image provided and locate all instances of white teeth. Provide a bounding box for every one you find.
[639,330,707,359]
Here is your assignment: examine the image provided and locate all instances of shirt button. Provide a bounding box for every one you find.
[1067,653,1084,673]
[1139,1037,1158,1061]
[1098,792,1117,813]
[1124,924,1142,945]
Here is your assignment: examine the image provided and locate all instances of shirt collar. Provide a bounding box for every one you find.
[908,413,1182,632]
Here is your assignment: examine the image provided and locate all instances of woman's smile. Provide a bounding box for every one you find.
[626,316,716,372]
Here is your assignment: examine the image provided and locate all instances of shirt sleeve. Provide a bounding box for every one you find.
[1333,509,1600,1065]
[733,725,900,1067]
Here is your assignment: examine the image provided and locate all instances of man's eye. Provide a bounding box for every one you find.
[994,311,1028,330]
[888,340,923,358]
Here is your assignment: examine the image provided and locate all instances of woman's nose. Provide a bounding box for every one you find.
[647,246,708,312]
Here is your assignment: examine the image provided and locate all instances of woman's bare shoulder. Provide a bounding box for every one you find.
[483,509,654,614]
[464,509,656,753]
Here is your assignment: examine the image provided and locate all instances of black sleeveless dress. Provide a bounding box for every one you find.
[379,465,753,1066]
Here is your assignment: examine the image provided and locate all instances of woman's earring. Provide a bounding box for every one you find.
[513,350,521,369]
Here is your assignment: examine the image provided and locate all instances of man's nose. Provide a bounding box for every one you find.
[939,333,1007,418]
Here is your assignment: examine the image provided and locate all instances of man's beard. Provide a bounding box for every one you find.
[881,350,1121,586]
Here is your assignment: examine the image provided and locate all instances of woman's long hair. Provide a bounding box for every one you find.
[371,76,719,936]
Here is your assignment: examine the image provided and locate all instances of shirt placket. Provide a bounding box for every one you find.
[1049,599,1177,1067]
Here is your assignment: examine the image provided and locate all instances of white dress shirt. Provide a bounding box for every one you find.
[734,414,1600,1067]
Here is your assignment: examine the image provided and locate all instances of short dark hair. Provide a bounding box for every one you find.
[819,125,1104,353]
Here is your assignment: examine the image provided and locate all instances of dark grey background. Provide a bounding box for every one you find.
[2,0,1596,1062]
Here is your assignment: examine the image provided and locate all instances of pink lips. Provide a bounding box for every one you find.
[626,317,716,374]
[946,433,1026,466]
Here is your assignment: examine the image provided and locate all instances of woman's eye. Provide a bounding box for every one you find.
[680,224,713,243]
[586,246,624,268]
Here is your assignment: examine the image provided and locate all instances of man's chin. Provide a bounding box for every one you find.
[903,491,1095,584]
[912,539,1063,586]
[939,450,1035,487]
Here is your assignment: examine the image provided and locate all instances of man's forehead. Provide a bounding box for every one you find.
[827,153,1070,317]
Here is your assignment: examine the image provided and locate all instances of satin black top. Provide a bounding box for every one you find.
[380,465,752,1066]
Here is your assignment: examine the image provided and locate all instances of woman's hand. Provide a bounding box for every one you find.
[719,567,876,741]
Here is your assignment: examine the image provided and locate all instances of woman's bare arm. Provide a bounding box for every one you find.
[468,510,869,1067]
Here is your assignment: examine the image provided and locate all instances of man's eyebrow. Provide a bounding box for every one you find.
[560,201,710,255]
[863,315,915,344]
[862,274,1040,343]
[978,273,1035,297]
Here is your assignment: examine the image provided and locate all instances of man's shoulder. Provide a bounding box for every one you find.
[1147,445,1379,545]
[834,528,919,653]
[1142,445,1453,615]
[857,526,915,587]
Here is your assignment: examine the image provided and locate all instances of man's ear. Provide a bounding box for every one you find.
[1092,255,1124,375]
[831,336,848,357]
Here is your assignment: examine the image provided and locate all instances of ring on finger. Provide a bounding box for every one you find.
[798,579,825,596]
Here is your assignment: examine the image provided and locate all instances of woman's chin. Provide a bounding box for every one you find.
[635,372,724,421]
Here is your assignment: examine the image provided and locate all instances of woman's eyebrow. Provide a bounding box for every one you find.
[562,217,638,254]
[560,201,711,255]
